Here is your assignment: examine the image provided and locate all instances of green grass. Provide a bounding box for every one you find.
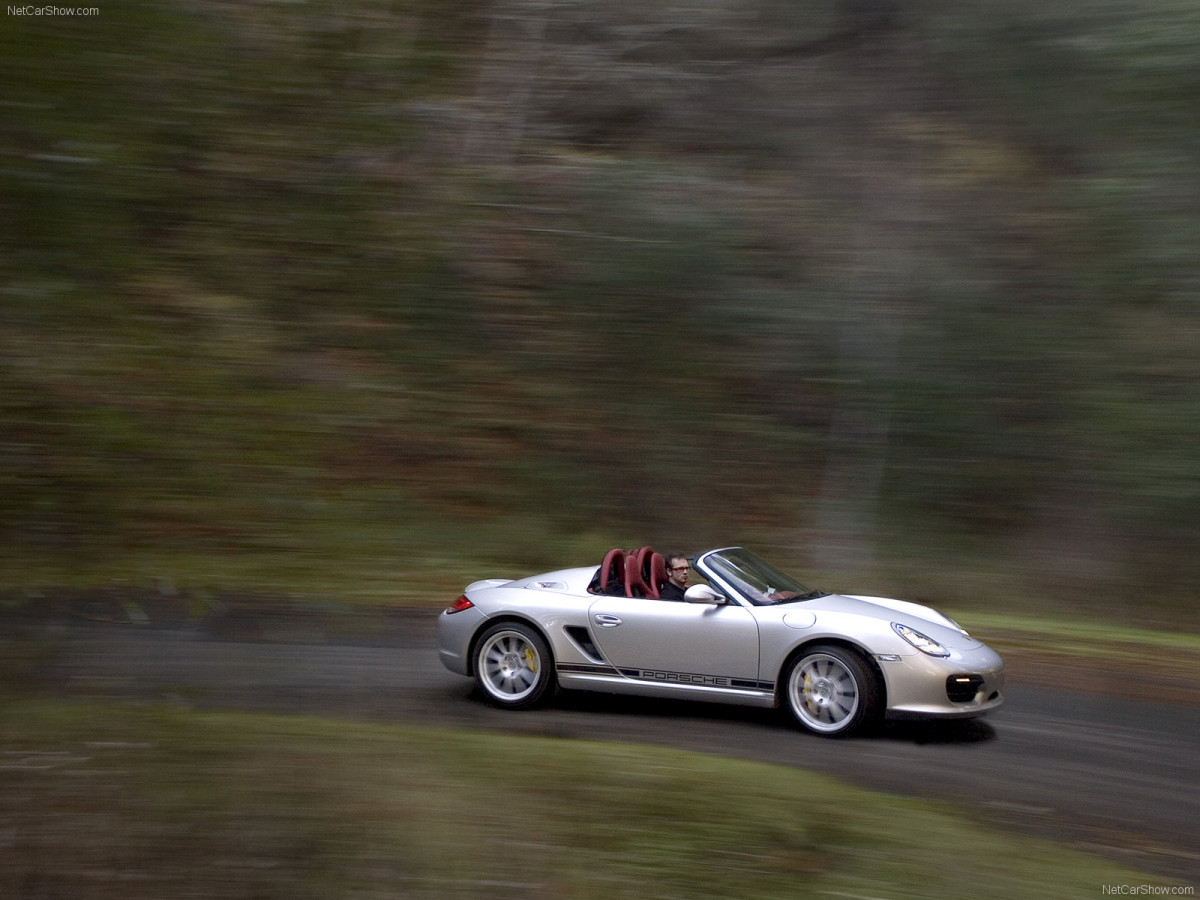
[953,611,1200,654]
[0,698,1183,899]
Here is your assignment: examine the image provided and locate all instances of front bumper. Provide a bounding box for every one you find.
[879,643,1005,718]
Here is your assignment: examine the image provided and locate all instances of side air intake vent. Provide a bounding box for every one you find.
[564,626,604,663]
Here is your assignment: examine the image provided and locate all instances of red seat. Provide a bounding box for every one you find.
[626,546,660,598]
[624,552,643,597]
[591,548,626,595]
[646,552,667,599]
[592,546,665,598]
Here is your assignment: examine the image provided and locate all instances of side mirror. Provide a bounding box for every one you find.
[684,584,726,605]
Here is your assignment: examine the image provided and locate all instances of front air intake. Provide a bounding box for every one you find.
[946,674,984,703]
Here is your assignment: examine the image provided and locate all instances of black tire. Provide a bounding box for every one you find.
[474,621,555,709]
[783,644,881,736]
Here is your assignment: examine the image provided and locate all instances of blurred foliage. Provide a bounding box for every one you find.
[0,700,1179,898]
[2,0,1199,617]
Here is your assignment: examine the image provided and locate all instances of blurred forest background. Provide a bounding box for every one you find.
[3,0,1198,622]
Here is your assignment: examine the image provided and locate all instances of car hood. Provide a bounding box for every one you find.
[810,593,982,651]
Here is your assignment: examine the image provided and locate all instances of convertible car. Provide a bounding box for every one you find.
[436,546,1004,736]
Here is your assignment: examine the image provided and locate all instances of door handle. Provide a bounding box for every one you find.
[593,614,623,628]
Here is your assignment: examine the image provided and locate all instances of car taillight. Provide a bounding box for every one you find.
[447,595,473,613]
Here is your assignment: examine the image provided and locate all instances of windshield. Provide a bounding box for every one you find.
[698,548,826,606]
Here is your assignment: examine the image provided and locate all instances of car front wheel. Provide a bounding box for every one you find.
[784,645,880,736]
[474,622,555,709]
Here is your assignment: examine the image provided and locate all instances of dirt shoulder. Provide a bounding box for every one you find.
[1,589,437,646]
[988,634,1200,708]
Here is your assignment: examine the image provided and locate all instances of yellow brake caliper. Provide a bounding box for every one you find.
[804,671,818,712]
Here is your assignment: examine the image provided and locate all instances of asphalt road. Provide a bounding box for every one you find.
[38,615,1200,886]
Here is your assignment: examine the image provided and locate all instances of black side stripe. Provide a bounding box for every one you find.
[558,662,772,692]
[557,662,621,677]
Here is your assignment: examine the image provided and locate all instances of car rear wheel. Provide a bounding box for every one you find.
[474,622,555,709]
[784,645,880,736]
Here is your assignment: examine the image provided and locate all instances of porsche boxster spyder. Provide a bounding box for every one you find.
[436,546,1004,736]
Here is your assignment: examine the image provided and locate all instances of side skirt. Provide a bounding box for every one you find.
[557,664,778,708]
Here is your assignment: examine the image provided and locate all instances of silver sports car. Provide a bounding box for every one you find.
[437,546,1004,736]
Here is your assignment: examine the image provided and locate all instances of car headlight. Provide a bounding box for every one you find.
[892,622,950,657]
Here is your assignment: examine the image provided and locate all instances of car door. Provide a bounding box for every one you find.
[586,596,760,685]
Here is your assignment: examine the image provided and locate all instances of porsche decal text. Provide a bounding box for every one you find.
[637,669,730,687]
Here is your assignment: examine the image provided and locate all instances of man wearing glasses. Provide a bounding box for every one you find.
[660,554,690,601]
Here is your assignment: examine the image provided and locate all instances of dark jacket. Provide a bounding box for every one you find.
[659,581,687,602]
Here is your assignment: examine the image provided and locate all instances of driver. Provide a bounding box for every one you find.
[660,553,690,601]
